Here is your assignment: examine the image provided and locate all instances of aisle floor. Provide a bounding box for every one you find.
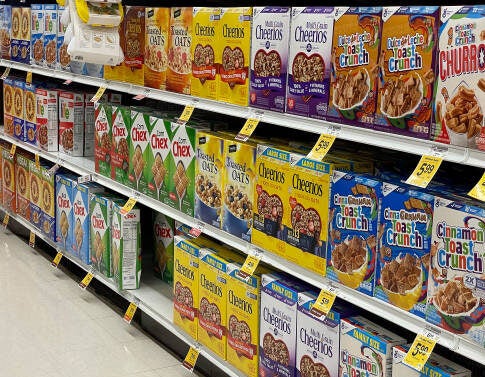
[0,230,196,377]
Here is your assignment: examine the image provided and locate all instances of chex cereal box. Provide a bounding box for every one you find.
[1,148,14,213]
[250,7,291,112]
[144,7,170,90]
[72,181,104,264]
[146,115,171,201]
[392,344,472,377]
[59,91,84,156]
[3,77,14,137]
[13,78,25,142]
[0,5,12,60]
[55,173,76,253]
[153,212,175,284]
[110,105,131,186]
[327,171,381,296]
[375,182,434,318]
[94,102,112,178]
[43,4,57,69]
[24,82,37,146]
[15,153,30,221]
[328,7,382,127]
[218,7,252,106]
[432,6,485,150]
[36,88,58,152]
[286,7,335,119]
[29,160,42,230]
[40,165,56,241]
[30,4,44,66]
[340,316,406,377]
[426,197,485,346]
[375,6,439,139]
[57,5,70,70]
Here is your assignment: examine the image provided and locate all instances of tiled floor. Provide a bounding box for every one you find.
[0,230,196,377]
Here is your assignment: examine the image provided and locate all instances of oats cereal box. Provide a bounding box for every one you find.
[59,91,84,156]
[57,5,70,70]
[145,8,170,90]
[375,182,434,318]
[146,115,171,201]
[30,4,44,66]
[432,6,485,150]
[1,148,14,213]
[340,316,406,377]
[327,172,381,296]
[3,77,14,137]
[286,7,335,119]
[55,173,76,253]
[94,102,112,178]
[328,7,382,127]
[218,7,252,106]
[29,160,42,230]
[13,78,25,142]
[426,197,485,347]
[110,105,131,186]
[153,212,175,284]
[15,153,30,221]
[36,88,58,152]
[43,4,57,69]
[375,7,439,139]
[249,7,291,112]
[0,5,12,60]
[24,82,37,146]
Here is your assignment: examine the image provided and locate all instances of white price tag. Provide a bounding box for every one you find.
[78,174,92,184]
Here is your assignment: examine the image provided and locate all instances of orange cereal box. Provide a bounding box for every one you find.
[144,8,170,90]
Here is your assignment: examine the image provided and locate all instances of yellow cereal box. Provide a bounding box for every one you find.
[144,8,170,90]
[191,8,221,100]
[218,8,252,106]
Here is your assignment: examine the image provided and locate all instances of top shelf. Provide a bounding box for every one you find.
[1,59,484,169]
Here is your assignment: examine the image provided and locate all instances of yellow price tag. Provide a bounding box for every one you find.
[235,118,260,142]
[182,345,200,372]
[310,287,337,318]
[79,271,94,290]
[29,231,35,248]
[1,67,10,79]
[178,105,195,123]
[237,253,262,281]
[123,301,138,324]
[120,197,137,216]
[26,70,32,84]
[9,144,16,157]
[2,213,9,228]
[307,133,337,161]
[90,85,108,103]
[405,155,443,188]
[403,329,440,371]
[51,251,63,268]
[35,154,40,169]
[468,172,485,202]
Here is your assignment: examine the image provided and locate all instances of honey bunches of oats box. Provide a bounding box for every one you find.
[94,102,113,178]
[55,173,76,253]
[144,7,170,90]
[40,164,56,242]
[111,105,131,186]
[29,159,43,230]
[15,153,30,221]
[153,212,174,284]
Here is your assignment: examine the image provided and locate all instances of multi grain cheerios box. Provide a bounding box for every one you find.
[144,7,170,90]
[15,153,30,221]
[30,4,44,66]
[57,5,70,71]
[111,105,131,186]
[328,7,382,128]
[327,171,381,296]
[432,6,485,150]
[426,197,485,347]
[375,6,439,139]
[36,88,58,152]
[1,148,15,213]
[286,7,335,120]
[29,160,42,230]
[40,164,56,242]
[3,77,14,137]
[153,211,175,284]
[250,7,291,112]
[43,4,57,69]
[24,82,37,146]
[55,173,76,254]
[13,78,25,142]
[375,182,434,318]
[59,91,84,156]
[340,316,406,377]
[94,102,112,178]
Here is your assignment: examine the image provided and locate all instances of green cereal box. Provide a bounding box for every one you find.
[153,211,175,284]
[94,102,113,178]
[110,105,131,186]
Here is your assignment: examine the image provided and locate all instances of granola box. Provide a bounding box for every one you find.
[59,91,84,156]
[3,77,14,137]
[426,197,485,346]
[153,212,175,284]
[15,153,30,221]
[250,7,291,112]
[1,148,15,213]
[375,182,434,318]
[144,8,170,90]
[327,171,381,296]
[94,102,112,178]
[55,173,76,253]
[24,82,37,146]
[29,160,42,230]
[57,5,70,70]
[13,78,25,142]
[43,4,57,69]
[375,6,439,139]
[111,105,131,186]
[328,7,382,127]
[40,165,56,241]
[432,6,485,150]
[30,4,44,66]
[340,316,406,377]
[0,5,12,60]
[36,88,58,152]
[286,7,335,119]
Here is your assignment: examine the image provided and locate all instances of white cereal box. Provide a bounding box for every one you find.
[55,173,77,254]
[35,88,58,152]
[30,4,44,66]
[57,5,70,70]
[59,91,84,156]
[43,4,57,69]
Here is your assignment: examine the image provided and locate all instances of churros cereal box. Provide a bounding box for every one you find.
[432,6,485,150]
[327,171,381,296]
[153,212,175,284]
[1,148,15,213]
[29,160,42,230]
[375,7,439,139]
[287,7,335,119]
[375,182,434,318]
[145,8,170,90]
[19,8,31,64]
[111,105,131,186]
[11,7,20,62]
[94,102,112,178]
[146,115,171,201]
[55,173,76,254]
[30,4,44,66]
[15,153,30,221]
[328,7,382,127]
[3,77,14,137]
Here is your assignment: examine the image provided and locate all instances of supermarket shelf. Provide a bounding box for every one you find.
[1,59,484,169]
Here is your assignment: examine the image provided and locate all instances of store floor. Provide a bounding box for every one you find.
[0,230,196,377]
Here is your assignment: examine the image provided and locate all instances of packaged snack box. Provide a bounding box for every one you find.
[24,82,37,146]
[144,8,170,90]
[153,212,174,284]
[375,6,439,139]
[328,7,382,127]
[4,77,14,137]
[375,182,434,318]
[29,160,42,230]
[426,197,485,347]
[11,7,20,62]
[2,148,16,213]
[94,102,112,178]
[55,173,76,253]
[30,4,44,66]
[40,165,56,241]
[15,153,30,221]
[19,8,31,64]
[111,105,131,186]
[36,88,58,152]
[327,171,381,296]
[287,7,335,119]
[57,5,70,70]
[122,7,145,86]
[43,4,57,69]
[432,6,485,150]
[340,316,406,377]
[59,91,84,156]
[0,5,12,60]
[13,78,25,142]
[250,7,291,112]
[83,94,97,157]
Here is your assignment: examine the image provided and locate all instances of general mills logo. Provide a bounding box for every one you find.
[442,9,449,18]
[306,43,312,52]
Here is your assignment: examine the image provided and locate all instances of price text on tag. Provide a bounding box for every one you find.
[9,144,16,157]
[120,197,137,216]
[235,118,260,142]
[51,251,63,268]
[26,70,32,84]
[405,155,443,188]
[1,67,10,79]
[123,301,138,324]
[2,213,9,228]
[310,287,337,318]
[307,133,337,161]
[183,345,200,372]
[29,231,35,248]
[178,105,195,123]
[237,252,262,280]
[468,172,485,202]
[90,85,108,103]
[403,329,440,371]
[79,270,95,290]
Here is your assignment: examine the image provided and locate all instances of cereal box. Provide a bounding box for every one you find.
[218,7,252,106]
[392,344,472,377]
[13,78,25,142]
[0,5,12,60]
[110,105,131,186]
[94,101,112,178]
[30,4,44,66]
[250,7,291,112]
[340,316,406,377]
[146,115,171,201]
[43,4,57,69]
[191,7,220,100]
[15,153,30,221]
[59,91,84,156]
[426,197,485,346]
[375,7,439,139]
[40,165,56,241]
[2,148,15,213]
[284,154,332,275]
[145,8,170,90]
[72,181,104,264]
[3,77,14,137]
[29,160,42,230]
[24,82,37,146]
[327,7,382,127]
[167,7,193,94]
[286,7,335,119]
[375,182,434,318]
[153,212,174,284]
[83,93,96,157]
[36,88,58,152]
[327,171,381,296]
[18,8,31,64]
[57,5,70,70]
[55,173,76,253]
[122,6,145,86]
[432,6,485,150]
[11,7,20,62]
[111,200,141,290]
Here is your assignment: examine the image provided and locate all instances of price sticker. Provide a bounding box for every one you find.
[182,345,201,372]
[26,70,32,84]
[177,104,195,124]
[405,155,443,188]
[2,213,9,228]
[307,133,337,161]
[123,299,139,324]
[90,85,108,103]
[120,197,137,216]
[9,144,16,157]
[78,174,92,184]
[1,66,10,79]
[51,251,63,268]
[237,247,263,281]
[403,328,440,371]
[79,267,95,290]
[235,118,260,142]
[29,231,35,248]
[133,89,150,101]
[468,172,485,202]
[310,286,337,318]
[47,163,60,176]
[35,154,40,169]
[63,79,72,85]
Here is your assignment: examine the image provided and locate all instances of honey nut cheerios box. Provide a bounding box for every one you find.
[432,6,485,151]
[327,7,382,128]
[375,6,439,139]
[327,171,381,296]
[15,153,30,221]
[55,173,76,254]
[30,4,44,66]
[218,7,252,106]
[36,88,58,152]
[3,77,14,137]
[1,148,14,213]
[153,212,175,284]
[24,82,38,146]
[29,159,43,230]
[144,8,170,90]
[13,78,25,142]
[94,101,113,178]
[111,105,132,187]
[40,164,56,242]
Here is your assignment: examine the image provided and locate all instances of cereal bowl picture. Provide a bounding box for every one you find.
[262,332,289,366]
[292,52,325,83]
[380,73,423,120]
[291,204,322,254]
[195,173,221,224]
[257,190,283,238]
[4,85,13,114]
[25,91,36,122]
[299,355,330,377]
[13,88,23,117]
[32,39,43,63]
[253,49,282,78]
[45,40,56,65]
[145,43,168,72]
[332,68,370,111]
[42,182,52,212]
[331,235,369,289]
[223,185,252,237]
[3,162,12,187]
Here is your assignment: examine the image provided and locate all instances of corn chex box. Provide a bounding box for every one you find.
[153,212,174,284]
[55,173,77,253]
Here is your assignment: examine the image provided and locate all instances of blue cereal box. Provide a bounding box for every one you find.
[30,4,44,66]
[327,171,381,296]
[55,173,77,253]
[375,182,434,318]
[44,4,57,69]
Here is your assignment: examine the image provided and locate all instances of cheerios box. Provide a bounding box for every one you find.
[55,173,76,253]
[40,164,57,241]
[43,4,57,69]
[94,101,112,178]
[144,7,170,90]
[13,78,25,142]
[375,182,434,318]
[327,171,381,296]
[340,316,406,377]
[153,212,175,284]
[432,6,485,150]
[1,148,15,213]
[110,105,131,186]
[286,7,335,119]
[10,7,20,62]
[15,153,30,221]
[18,8,31,64]
[28,159,42,230]
[59,91,84,156]
[36,88,58,152]
[30,4,44,66]
[3,77,14,119]
[426,197,485,347]
[375,6,439,139]
[24,82,37,146]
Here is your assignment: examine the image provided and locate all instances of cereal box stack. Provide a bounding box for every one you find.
[94,102,113,178]
[13,78,25,142]
[55,173,76,254]
[153,212,174,284]
[375,6,439,139]
[110,105,131,186]
[3,77,14,137]
[15,153,30,221]
[2,148,16,213]
[40,164,56,242]
[144,8,170,90]
[30,4,44,66]
[29,159,42,230]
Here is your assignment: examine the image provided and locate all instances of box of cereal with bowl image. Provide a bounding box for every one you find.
[59,91,84,156]
[94,101,113,178]
[30,4,44,66]
[110,105,131,186]
[144,7,170,90]
[3,76,14,137]
[55,173,76,254]
[57,5,70,71]
[36,87,58,152]
[24,82,37,146]
[10,7,21,62]
[0,4,12,60]
[15,153,30,221]
[1,148,15,213]
[43,4,57,69]
[29,160,43,230]
[153,212,175,284]
[13,78,25,142]
[40,165,57,242]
